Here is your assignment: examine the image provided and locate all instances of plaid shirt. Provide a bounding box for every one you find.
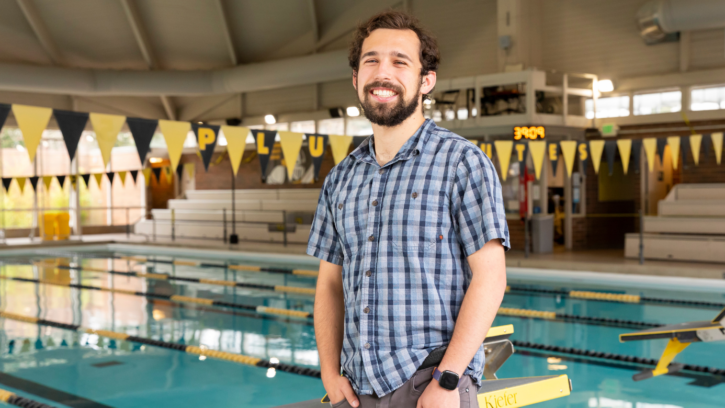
[307,119,510,396]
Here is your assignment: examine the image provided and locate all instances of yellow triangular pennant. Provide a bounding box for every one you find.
[142,168,152,185]
[93,173,104,188]
[690,134,702,165]
[158,120,191,172]
[589,140,605,174]
[559,141,578,177]
[667,136,680,170]
[493,141,513,181]
[89,113,126,169]
[221,126,248,176]
[712,132,723,165]
[328,135,353,165]
[118,171,127,186]
[12,104,52,163]
[278,131,304,180]
[528,141,546,180]
[643,138,657,172]
[185,163,195,179]
[616,139,632,174]
[42,176,53,191]
[480,143,492,158]
[16,177,26,194]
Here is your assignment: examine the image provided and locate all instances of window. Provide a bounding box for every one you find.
[585,96,630,119]
[691,85,725,111]
[634,90,681,115]
[290,121,316,133]
[317,118,344,135]
[346,117,373,136]
[265,123,288,131]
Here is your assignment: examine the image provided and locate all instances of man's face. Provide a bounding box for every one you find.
[354,28,435,127]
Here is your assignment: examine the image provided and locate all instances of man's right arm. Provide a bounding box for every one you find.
[314,259,359,407]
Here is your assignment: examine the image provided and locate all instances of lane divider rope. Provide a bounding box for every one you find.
[118,256,319,277]
[0,387,55,408]
[0,275,313,319]
[497,306,660,329]
[0,311,321,379]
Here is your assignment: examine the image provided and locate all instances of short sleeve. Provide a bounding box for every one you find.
[450,147,511,256]
[306,171,344,265]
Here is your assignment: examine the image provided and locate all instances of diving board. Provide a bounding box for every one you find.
[620,307,725,381]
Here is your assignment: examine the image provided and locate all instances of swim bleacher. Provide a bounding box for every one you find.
[625,183,725,263]
[134,189,320,243]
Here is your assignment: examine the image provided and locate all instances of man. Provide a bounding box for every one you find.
[307,10,509,408]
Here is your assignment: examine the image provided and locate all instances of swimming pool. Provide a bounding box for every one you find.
[0,244,722,407]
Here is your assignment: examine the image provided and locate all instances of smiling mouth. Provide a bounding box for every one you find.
[369,88,399,101]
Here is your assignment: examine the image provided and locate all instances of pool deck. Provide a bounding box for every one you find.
[0,233,723,280]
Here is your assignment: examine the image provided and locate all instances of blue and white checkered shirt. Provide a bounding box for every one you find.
[307,119,510,397]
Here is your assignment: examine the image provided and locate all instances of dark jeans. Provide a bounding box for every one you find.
[331,367,479,408]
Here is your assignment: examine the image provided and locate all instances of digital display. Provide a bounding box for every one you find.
[514,126,545,140]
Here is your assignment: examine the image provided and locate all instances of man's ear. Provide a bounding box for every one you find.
[421,71,436,95]
[352,71,358,90]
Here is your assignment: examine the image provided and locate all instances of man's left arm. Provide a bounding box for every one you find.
[417,238,506,408]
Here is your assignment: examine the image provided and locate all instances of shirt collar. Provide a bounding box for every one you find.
[350,119,435,165]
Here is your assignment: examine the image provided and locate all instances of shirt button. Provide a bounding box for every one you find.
[378,169,385,175]
[365,270,372,277]
[338,204,343,209]
[372,200,378,206]
[364,343,371,350]
[412,192,418,198]
[368,235,375,242]
[364,307,370,314]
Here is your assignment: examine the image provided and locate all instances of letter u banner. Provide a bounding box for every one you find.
[307,134,328,181]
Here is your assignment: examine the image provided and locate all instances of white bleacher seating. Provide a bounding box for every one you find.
[625,184,725,263]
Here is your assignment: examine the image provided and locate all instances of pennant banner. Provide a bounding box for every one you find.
[680,136,690,169]
[514,143,527,163]
[90,113,126,169]
[12,104,53,163]
[81,174,91,188]
[667,136,680,170]
[56,175,66,188]
[578,142,588,177]
[255,130,277,181]
[616,139,632,175]
[184,163,195,179]
[712,132,723,165]
[307,134,328,182]
[0,104,9,131]
[106,172,115,185]
[42,176,53,191]
[589,140,605,175]
[53,109,88,161]
[126,117,158,165]
[548,142,559,178]
[69,175,77,189]
[528,141,546,180]
[656,138,667,166]
[643,138,657,172]
[28,176,39,192]
[221,125,248,176]
[279,131,304,180]
[631,139,642,174]
[494,141,513,181]
[559,141,578,178]
[604,140,616,176]
[16,177,26,194]
[192,124,220,171]
[142,168,152,185]
[1,178,11,192]
[329,135,353,165]
[151,167,162,183]
[158,120,190,173]
[118,171,127,186]
[130,170,138,184]
[690,134,702,165]
[93,173,104,188]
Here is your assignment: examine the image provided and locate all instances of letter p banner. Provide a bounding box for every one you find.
[198,128,216,151]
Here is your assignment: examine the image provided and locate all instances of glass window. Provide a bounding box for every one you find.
[633,90,681,115]
[265,123,288,131]
[291,121,316,133]
[691,85,725,111]
[346,117,373,136]
[585,96,630,119]
[318,118,345,135]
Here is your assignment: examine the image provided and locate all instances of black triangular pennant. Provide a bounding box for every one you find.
[702,134,711,162]
[255,130,277,181]
[306,134,328,182]
[106,172,115,185]
[656,138,667,165]
[130,170,139,184]
[579,142,587,178]
[0,103,10,131]
[152,167,162,183]
[53,109,88,160]
[56,175,66,188]
[605,140,617,176]
[352,136,368,151]
[192,124,220,171]
[81,174,91,188]
[631,139,642,174]
[548,142,559,178]
[29,176,39,192]
[1,178,12,192]
[680,136,690,169]
[126,117,158,165]
[176,163,184,179]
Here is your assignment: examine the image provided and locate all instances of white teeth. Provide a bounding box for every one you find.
[373,89,397,97]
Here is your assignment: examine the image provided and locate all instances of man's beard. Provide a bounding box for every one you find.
[359,81,421,127]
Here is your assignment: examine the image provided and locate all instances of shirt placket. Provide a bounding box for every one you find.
[359,162,387,395]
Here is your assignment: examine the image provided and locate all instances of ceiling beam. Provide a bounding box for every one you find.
[119,0,176,120]
[214,0,238,66]
[308,0,319,46]
[16,0,64,64]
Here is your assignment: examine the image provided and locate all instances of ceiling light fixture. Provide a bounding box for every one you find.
[346,106,360,117]
[264,114,276,125]
[597,79,614,93]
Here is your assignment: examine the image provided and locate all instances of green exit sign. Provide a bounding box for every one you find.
[601,123,618,137]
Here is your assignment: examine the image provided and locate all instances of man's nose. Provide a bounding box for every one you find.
[372,59,395,82]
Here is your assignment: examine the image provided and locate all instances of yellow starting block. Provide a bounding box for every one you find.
[311,325,571,408]
[620,307,725,381]
[41,212,70,241]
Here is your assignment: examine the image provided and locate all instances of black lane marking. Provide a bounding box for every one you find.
[0,371,114,408]
[91,361,124,368]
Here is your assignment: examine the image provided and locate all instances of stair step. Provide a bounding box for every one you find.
[625,233,725,263]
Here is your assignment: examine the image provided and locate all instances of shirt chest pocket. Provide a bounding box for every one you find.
[387,190,445,252]
[334,191,370,258]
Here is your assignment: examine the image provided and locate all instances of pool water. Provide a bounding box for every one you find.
[0,249,722,408]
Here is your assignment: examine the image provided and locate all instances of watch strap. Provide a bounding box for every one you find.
[432,367,462,389]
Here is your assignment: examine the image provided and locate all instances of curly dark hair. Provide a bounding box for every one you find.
[348,10,440,77]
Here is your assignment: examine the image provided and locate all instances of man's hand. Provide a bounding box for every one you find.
[416,380,460,408]
[323,374,359,407]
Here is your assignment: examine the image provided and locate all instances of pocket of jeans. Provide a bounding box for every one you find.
[410,367,434,396]
[331,398,351,408]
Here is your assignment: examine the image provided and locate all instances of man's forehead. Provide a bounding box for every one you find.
[361,28,421,59]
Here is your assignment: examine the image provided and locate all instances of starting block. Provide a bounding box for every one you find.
[620,307,725,381]
[283,325,571,408]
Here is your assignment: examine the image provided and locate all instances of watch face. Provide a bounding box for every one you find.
[439,371,459,390]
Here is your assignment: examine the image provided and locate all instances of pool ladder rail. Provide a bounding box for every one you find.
[307,325,571,408]
[620,306,725,381]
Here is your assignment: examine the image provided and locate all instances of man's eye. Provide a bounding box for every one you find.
[365,59,377,64]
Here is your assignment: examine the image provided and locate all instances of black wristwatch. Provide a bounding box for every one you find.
[432,367,461,390]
